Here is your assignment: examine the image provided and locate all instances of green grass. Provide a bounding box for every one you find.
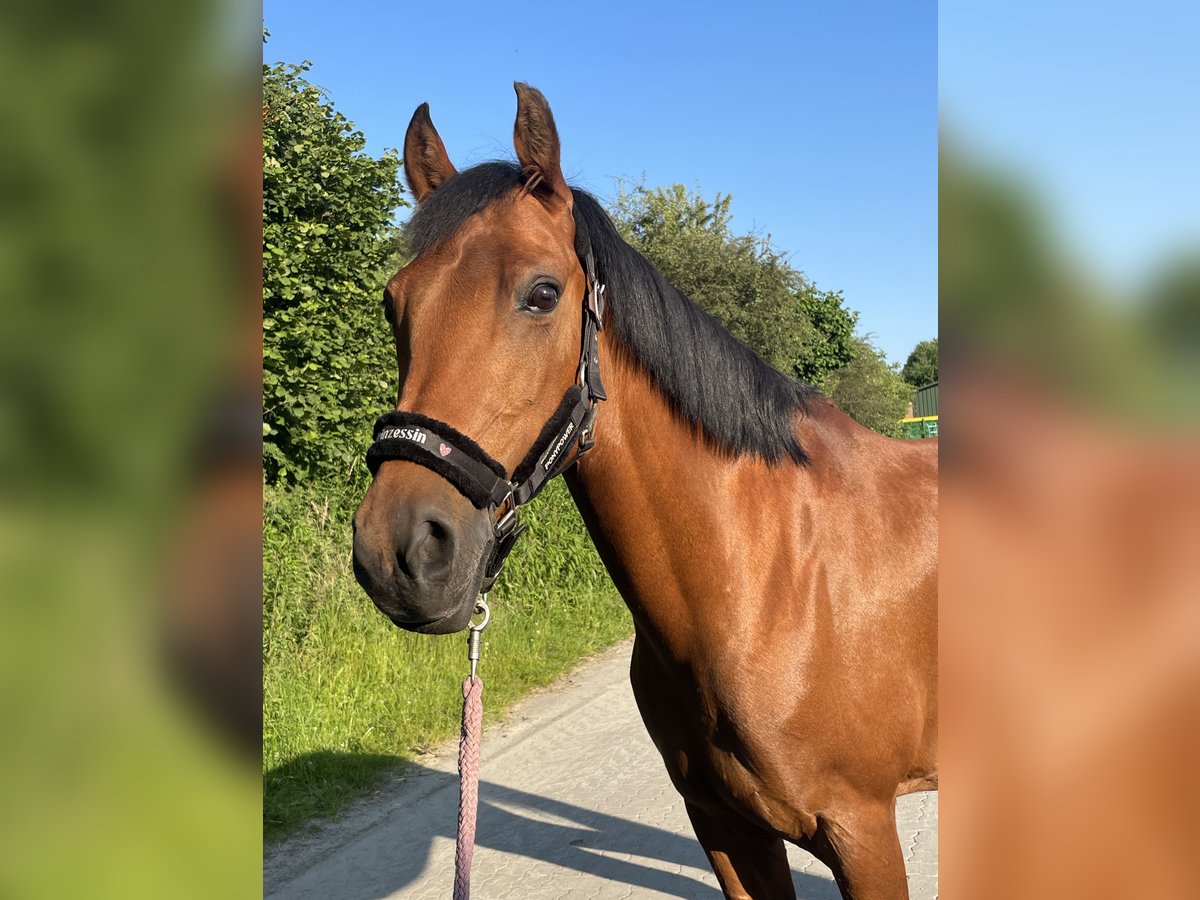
[263,478,632,843]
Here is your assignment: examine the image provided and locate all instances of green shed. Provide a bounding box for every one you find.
[899,381,938,438]
[913,382,938,418]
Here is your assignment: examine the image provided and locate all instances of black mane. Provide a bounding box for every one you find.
[403,162,817,465]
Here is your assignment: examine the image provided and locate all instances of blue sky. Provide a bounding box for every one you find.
[263,0,936,366]
[940,1,1200,291]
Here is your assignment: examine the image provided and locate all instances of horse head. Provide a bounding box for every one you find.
[353,84,594,633]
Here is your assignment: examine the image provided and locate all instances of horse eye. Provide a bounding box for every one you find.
[526,283,559,312]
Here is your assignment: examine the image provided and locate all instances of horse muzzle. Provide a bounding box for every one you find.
[352,465,492,633]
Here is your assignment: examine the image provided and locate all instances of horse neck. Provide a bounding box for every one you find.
[565,338,841,653]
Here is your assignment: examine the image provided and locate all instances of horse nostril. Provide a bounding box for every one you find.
[396,510,457,583]
[393,532,418,580]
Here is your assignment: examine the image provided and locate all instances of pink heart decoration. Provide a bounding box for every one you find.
[439,443,451,457]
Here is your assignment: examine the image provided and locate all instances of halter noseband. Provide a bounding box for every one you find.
[366,247,607,590]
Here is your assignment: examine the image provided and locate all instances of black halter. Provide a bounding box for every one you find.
[366,247,606,590]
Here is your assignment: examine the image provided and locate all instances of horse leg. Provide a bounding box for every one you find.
[685,801,796,900]
[813,802,909,900]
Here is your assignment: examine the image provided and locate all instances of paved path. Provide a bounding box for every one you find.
[265,640,938,899]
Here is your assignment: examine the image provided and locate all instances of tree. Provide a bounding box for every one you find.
[610,182,858,387]
[796,287,860,387]
[825,337,914,437]
[262,61,405,482]
[901,338,939,387]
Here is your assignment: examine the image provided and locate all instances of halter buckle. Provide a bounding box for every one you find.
[578,403,599,455]
[590,282,606,326]
[494,502,519,540]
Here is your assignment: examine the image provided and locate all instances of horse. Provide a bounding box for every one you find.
[352,83,938,900]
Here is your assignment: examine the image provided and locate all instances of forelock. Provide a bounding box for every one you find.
[402,162,524,257]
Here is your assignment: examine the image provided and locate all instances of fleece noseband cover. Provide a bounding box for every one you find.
[366,411,511,510]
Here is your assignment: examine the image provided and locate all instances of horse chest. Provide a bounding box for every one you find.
[628,637,806,832]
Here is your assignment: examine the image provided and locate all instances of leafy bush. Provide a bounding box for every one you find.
[611,181,858,387]
[262,61,405,483]
[824,336,915,437]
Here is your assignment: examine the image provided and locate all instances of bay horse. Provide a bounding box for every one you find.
[352,83,938,899]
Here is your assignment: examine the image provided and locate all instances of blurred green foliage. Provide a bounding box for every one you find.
[1144,254,1200,363]
[1,1,261,897]
[941,141,1200,422]
[1,1,236,505]
[262,62,405,483]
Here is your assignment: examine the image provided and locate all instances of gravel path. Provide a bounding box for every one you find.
[264,639,938,899]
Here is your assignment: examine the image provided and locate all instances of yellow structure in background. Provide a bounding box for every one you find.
[901,382,938,438]
[900,415,939,438]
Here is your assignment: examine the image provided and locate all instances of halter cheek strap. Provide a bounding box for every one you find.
[366,248,606,589]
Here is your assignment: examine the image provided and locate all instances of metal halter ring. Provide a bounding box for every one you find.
[470,595,491,632]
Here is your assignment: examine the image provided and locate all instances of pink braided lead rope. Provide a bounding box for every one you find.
[453,595,490,900]
[453,675,483,900]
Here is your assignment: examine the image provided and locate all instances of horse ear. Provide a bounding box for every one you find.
[403,102,457,202]
[512,82,571,209]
